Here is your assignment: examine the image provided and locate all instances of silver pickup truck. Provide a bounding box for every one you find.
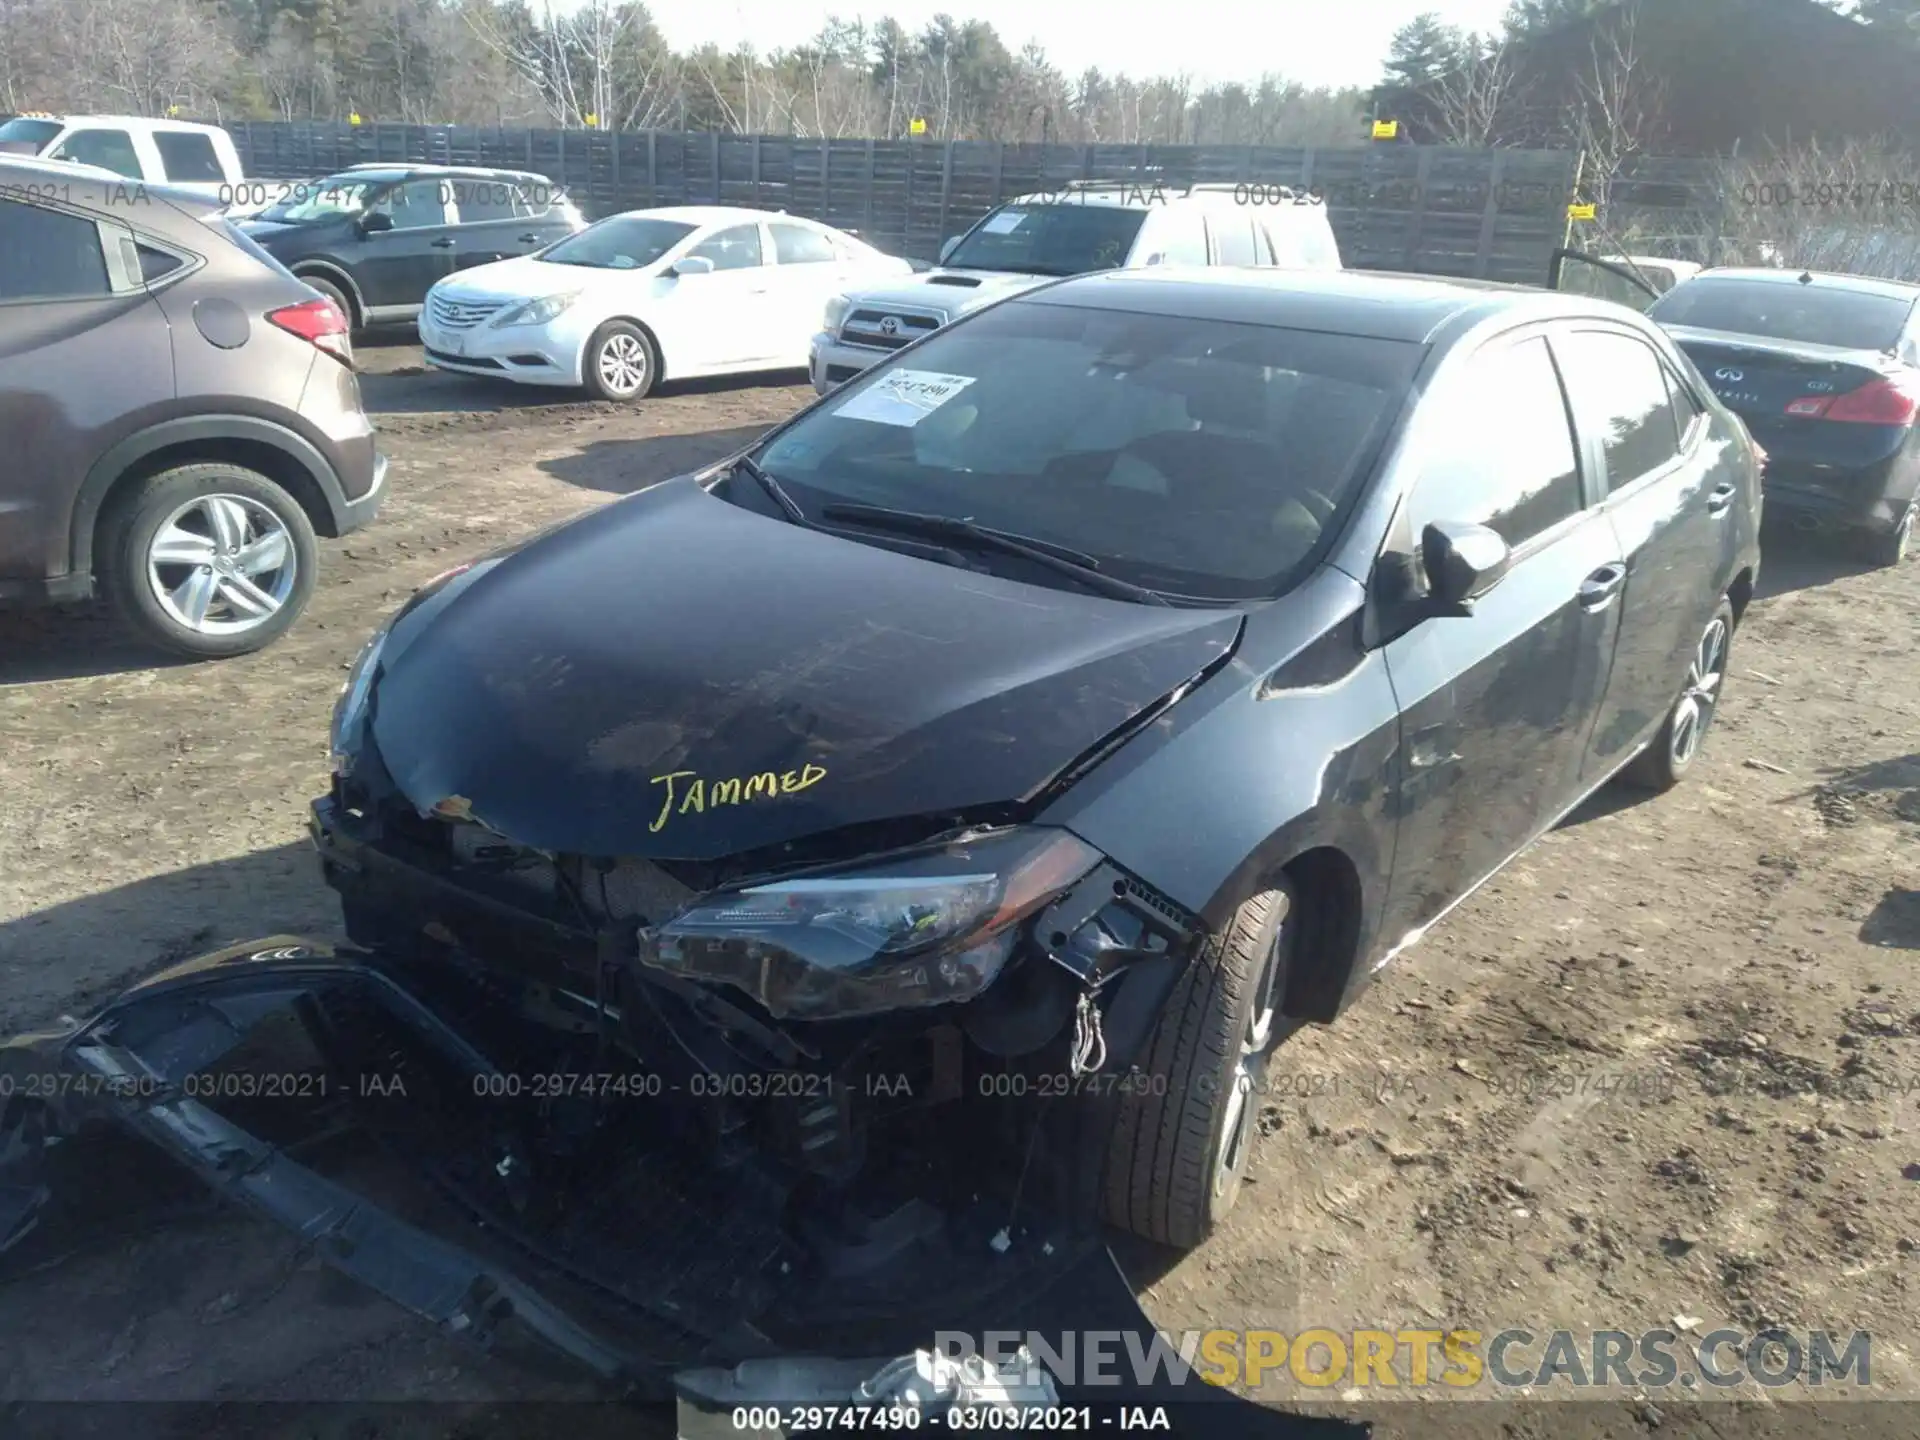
[807,181,1342,394]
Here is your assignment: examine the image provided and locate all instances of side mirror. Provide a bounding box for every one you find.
[671,254,715,276]
[358,211,393,234]
[938,235,960,263]
[1143,252,1167,267]
[1421,520,1511,615]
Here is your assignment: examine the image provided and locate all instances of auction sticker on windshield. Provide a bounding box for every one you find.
[979,209,1028,234]
[833,370,977,426]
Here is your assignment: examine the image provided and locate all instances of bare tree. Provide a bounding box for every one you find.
[1428,33,1513,147]
[1562,2,1667,218]
[466,0,640,127]
[1717,135,1920,281]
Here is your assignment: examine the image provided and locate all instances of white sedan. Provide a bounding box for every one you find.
[417,205,913,400]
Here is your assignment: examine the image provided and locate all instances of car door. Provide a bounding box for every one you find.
[1375,330,1625,944]
[45,126,144,181]
[355,178,458,311]
[655,222,774,371]
[444,178,549,272]
[1550,325,1732,781]
[0,197,171,586]
[766,220,850,359]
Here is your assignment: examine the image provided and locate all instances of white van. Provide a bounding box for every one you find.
[0,113,248,203]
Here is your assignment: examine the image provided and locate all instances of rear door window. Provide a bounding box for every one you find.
[772,222,837,264]
[153,131,224,183]
[451,181,519,223]
[48,127,143,178]
[0,198,111,300]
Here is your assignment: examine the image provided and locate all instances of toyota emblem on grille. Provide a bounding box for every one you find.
[1714,368,1744,382]
[879,315,901,336]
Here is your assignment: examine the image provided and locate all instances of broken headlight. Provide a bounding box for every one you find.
[642,827,1102,1021]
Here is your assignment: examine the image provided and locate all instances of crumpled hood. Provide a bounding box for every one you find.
[846,269,1051,318]
[367,479,1240,861]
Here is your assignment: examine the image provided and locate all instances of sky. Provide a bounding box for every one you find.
[627,1,1521,91]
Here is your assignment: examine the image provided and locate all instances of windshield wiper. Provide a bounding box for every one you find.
[731,454,811,526]
[819,502,1167,605]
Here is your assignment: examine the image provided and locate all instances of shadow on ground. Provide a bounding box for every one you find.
[538,425,774,495]
[0,604,196,687]
[0,843,337,1032]
[1753,520,1889,600]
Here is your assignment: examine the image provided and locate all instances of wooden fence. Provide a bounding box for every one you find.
[220,122,1618,285]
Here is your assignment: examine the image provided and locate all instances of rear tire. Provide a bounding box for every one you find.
[1621,596,1735,792]
[582,321,659,402]
[1103,883,1294,1249]
[1863,503,1914,568]
[100,463,317,659]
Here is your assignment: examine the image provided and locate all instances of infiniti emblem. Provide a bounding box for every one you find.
[879,315,901,336]
[1714,368,1744,382]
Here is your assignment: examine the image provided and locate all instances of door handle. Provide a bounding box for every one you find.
[1706,481,1737,515]
[1579,563,1626,610]
[517,233,540,243]
[430,237,457,249]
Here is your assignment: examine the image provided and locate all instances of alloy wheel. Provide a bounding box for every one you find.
[597,333,650,397]
[1669,614,1729,769]
[145,493,298,637]
[1214,926,1287,1197]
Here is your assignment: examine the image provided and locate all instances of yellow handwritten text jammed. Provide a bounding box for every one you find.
[649,764,828,832]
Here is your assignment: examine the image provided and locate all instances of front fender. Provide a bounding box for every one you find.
[1041,568,1400,1013]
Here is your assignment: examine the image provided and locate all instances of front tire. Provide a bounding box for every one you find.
[1104,883,1293,1249]
[100,463,317,659]
[583,320,659,402]
[1621,597,1735,792]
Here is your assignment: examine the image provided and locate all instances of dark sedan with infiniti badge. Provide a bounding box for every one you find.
[1646,267,1920,566]
[298,262,1762,1315]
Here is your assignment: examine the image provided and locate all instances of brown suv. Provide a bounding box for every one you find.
[0,156,384,657]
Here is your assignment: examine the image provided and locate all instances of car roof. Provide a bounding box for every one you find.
[1680,266,1920,299]
[30,114,226,133]
[610,204,810,227]
[334,163,552,183]
[0,153,126,185]
[1015,266,1589,344]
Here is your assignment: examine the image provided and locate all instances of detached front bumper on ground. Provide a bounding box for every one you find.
[0,935,1355,1436]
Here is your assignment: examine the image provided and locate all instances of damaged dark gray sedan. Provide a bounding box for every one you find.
[2,267,1760,1411]
[310,264,1759,1263]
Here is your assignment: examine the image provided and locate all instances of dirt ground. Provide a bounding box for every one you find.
[2,335,1917,1436]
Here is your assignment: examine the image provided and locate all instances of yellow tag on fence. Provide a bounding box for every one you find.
[910,117,928,136]
[1371,119,1398,140]
[1567,202,1596,220]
